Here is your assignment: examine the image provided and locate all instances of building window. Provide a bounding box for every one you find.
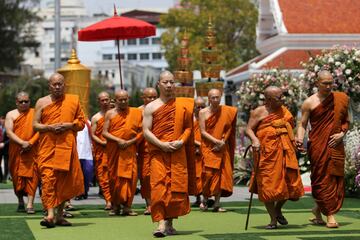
[127,39,137,45]
[139,38,149,45]
[102,54,113,60]
[140,53,149,60]
[152,37,161,45]
[152,53,162,60]
[115,54,125,60]
[128,53,137,60]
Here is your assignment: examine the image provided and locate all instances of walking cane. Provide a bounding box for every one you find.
[244,145,260,231]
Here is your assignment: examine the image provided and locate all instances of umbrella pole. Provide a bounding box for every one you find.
[116,39,123,89]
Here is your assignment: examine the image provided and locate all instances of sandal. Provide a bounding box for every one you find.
[265,223,278,230]
[153,228,166,238]
[309,218,326,226]
[143,209,151,215]
[26,207,35,214]
[165,226,178,235]
[199,202,208,211]
[40,218,55,228]
[212,206,227,212]
[55,219,72,226]
[108,209,120,216]
[63,211,74,218]
[326,222,339,228]
[276,215,288,225]
[121,210,138,216]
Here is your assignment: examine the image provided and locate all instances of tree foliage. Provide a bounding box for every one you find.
[160,0,258,72]
[0,0,40,71]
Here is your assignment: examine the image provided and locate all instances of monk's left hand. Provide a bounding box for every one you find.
[328,132,345,148]
[170,140,183,150]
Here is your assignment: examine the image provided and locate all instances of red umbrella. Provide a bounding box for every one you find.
[78,7,156,89]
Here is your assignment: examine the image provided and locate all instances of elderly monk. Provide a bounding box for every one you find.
[143,71,194,237]
[91,91,112,210]
[192,97,206,207]
[5,91,39,214]
[199,89,237,212]
[103,90,143,216]
[138,87,158,215]
[33,73,85,228]
[296,70,349,228]
[246,86,304,229]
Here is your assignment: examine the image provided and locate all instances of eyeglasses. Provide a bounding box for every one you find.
[19,100,29,104]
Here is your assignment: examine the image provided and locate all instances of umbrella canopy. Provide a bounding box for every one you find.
[78,7,156,89]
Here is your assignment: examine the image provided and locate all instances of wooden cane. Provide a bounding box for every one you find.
[244,145,260,231]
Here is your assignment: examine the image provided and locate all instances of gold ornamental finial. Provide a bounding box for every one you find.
[67,49,80,64]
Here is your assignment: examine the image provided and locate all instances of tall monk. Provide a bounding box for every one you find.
[33,73,85,228]
[296,70,349,228]
[246,86,304,229]
[5,91,39,214]
[193,97,206,207]
[103,90,143,216]
[91,91,112,210]
[143,71,194,237]
[199,89,237,212]
[138,87,158,215]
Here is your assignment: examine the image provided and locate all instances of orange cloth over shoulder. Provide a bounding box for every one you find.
[308,92,349,216]
[193,119,203,195]
[201,105,237,198]
[149,98,195,222]
[249,106,304,202]
[106,108,142,207]
[8,108,39,197]
[93,116,111,202]
[37,94,85,209]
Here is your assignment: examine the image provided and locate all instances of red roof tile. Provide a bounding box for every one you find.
[278,0,360,33]
[263,49,322,68]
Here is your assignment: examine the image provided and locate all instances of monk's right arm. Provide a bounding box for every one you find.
[143,106,162,147]
[295,101,310,149]
[91,116,106,146]
[199,110,222,145]
[4,113,26,146]
[102,112,120,142]
[33,100,55,133]
[245,109,260,150]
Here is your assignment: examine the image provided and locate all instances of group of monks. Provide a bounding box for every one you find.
[3,68,349,236]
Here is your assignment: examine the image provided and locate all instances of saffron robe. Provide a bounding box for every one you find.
[93,116,112,202]
[138,136,151,200]
[149,98,195,222]
[193,119,203,195]
[201,105,237,198]
[250,106,304,202]
[8,108,39,197]
[308,92,349,216]
[106,108,142,207]
[37,94,85,209]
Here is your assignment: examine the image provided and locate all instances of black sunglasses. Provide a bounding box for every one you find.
[19,100,29,104]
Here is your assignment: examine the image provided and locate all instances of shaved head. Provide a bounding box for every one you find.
[49,72,64,83]
[194,97,206,117]
[115,89,129,111]
[16,91,29,100]
[115,89,129,98]
[317,70,333,81]
[98,91,109,99]
[142,87,158,105]
[48,72,65,99]
[195,97,206,106]
[264,86,282,99]
[208,88,222,109]
[208,88,222,98]
[159,70,174,82]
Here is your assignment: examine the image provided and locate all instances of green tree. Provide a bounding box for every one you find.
[160,0,258,72]
[0,0,40,71]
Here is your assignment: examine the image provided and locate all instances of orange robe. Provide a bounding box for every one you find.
[201,105,237,198]
[106,108,142,207]
[93,116,112,202]
[250,106,304,202]
[308,92,349,216]
[138,135,151,200]
[37,94,85,210]
[149,98,195,222]
[8,108,39,197]
[193,119,203,195]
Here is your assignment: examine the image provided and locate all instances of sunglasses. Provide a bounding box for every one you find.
[19,100,29,104]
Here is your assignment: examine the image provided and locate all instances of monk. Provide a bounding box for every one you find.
[246,86,304,229]
[33,73,85,228]
[199,89,237,212]
[91,91,112,210]
[143,71,194,237]
[192,97,206,207]
[296,70,349,228]
[5,91,39,214]
[138,87,158,215]
[103,90,143,216]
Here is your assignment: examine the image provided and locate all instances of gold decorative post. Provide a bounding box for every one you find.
[57,49,91,118]
[174,30,195,97]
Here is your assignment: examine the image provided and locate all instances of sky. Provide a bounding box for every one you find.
[84,0,176,15]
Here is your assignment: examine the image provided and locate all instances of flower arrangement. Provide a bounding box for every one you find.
[236,69,305,117]
[301,46,360,101]
[344,126,360,195]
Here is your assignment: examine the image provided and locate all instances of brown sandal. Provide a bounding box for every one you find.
[309,218,326,226]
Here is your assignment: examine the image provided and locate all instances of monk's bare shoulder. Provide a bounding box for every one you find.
[35,95,52,110]
[104,108,117,120]
[251,106,267,119]
[144,98,162,115]
[199,106,211,120]
[302,94,318,112]
[91,112,103,123]
[5,109,20,121]
[138,105,145,110]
